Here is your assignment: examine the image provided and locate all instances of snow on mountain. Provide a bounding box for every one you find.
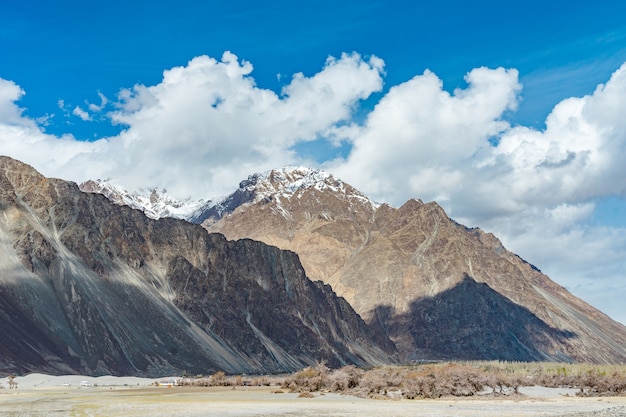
[79,179,210,220]
[190,166,383,225]
[239,166,380,208]
[80,166,380,224]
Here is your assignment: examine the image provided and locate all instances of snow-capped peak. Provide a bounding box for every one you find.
[240,166,346,200]
[79,179,210,220]
[79,166,380,224]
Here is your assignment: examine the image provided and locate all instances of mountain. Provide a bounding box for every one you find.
[79,179,211,221]
[0,157,396,376]
[192,167,626,363]
[80,167,626,363]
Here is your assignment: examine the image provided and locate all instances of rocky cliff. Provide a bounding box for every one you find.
[0,157,395,376]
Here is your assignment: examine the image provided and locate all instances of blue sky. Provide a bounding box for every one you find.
[5,1,626,137]
[1,0,626,324]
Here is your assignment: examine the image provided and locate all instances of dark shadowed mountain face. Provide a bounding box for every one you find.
[403,275,575,362]
[0,156,396,376]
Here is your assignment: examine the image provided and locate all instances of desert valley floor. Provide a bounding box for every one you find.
[1,375,626,417]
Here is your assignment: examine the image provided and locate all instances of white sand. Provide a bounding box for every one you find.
[8,373,159,388]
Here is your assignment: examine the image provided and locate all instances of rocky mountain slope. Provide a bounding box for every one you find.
[0,157,396,376]
[192,167,626,363]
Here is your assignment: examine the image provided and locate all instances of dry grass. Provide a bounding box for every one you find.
[153,362,626,400]
[279,361,626,399]
[469,361,626,396]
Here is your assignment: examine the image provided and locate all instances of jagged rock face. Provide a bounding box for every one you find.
[0,157,396,376]
[202,167,626,364]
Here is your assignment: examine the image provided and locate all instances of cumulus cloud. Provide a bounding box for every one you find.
[327,62,626,222]
[328,66,521,206]
[0,79,37,128]
[0,52,384,198]
[101,51,384,197]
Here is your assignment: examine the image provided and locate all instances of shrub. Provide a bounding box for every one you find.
[210,371,226,386]
[327,365,363,391]
[283,361,332,393]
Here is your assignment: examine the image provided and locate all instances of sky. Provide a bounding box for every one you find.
[1,0,626,325]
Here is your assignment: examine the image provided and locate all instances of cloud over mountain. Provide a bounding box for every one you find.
[326,63,626,325]
[0,54,625,324]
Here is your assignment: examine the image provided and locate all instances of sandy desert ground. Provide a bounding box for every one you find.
[1,374,625,417]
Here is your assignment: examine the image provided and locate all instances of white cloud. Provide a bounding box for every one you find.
[0,79,96,172]
[88,92,109,112]
[102,51,384,197]
[72,106,92,121]
[328,66,521,206]
[1,52,384,199]
[327,62,626,221]
[0,79,37,128]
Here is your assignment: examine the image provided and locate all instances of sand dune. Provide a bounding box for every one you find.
[8,373,159,389]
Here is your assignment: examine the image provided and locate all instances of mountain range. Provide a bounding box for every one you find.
[81,166,626,364]
[1,155,625,378]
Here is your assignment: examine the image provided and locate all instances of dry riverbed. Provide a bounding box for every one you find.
[1,374,626,417]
